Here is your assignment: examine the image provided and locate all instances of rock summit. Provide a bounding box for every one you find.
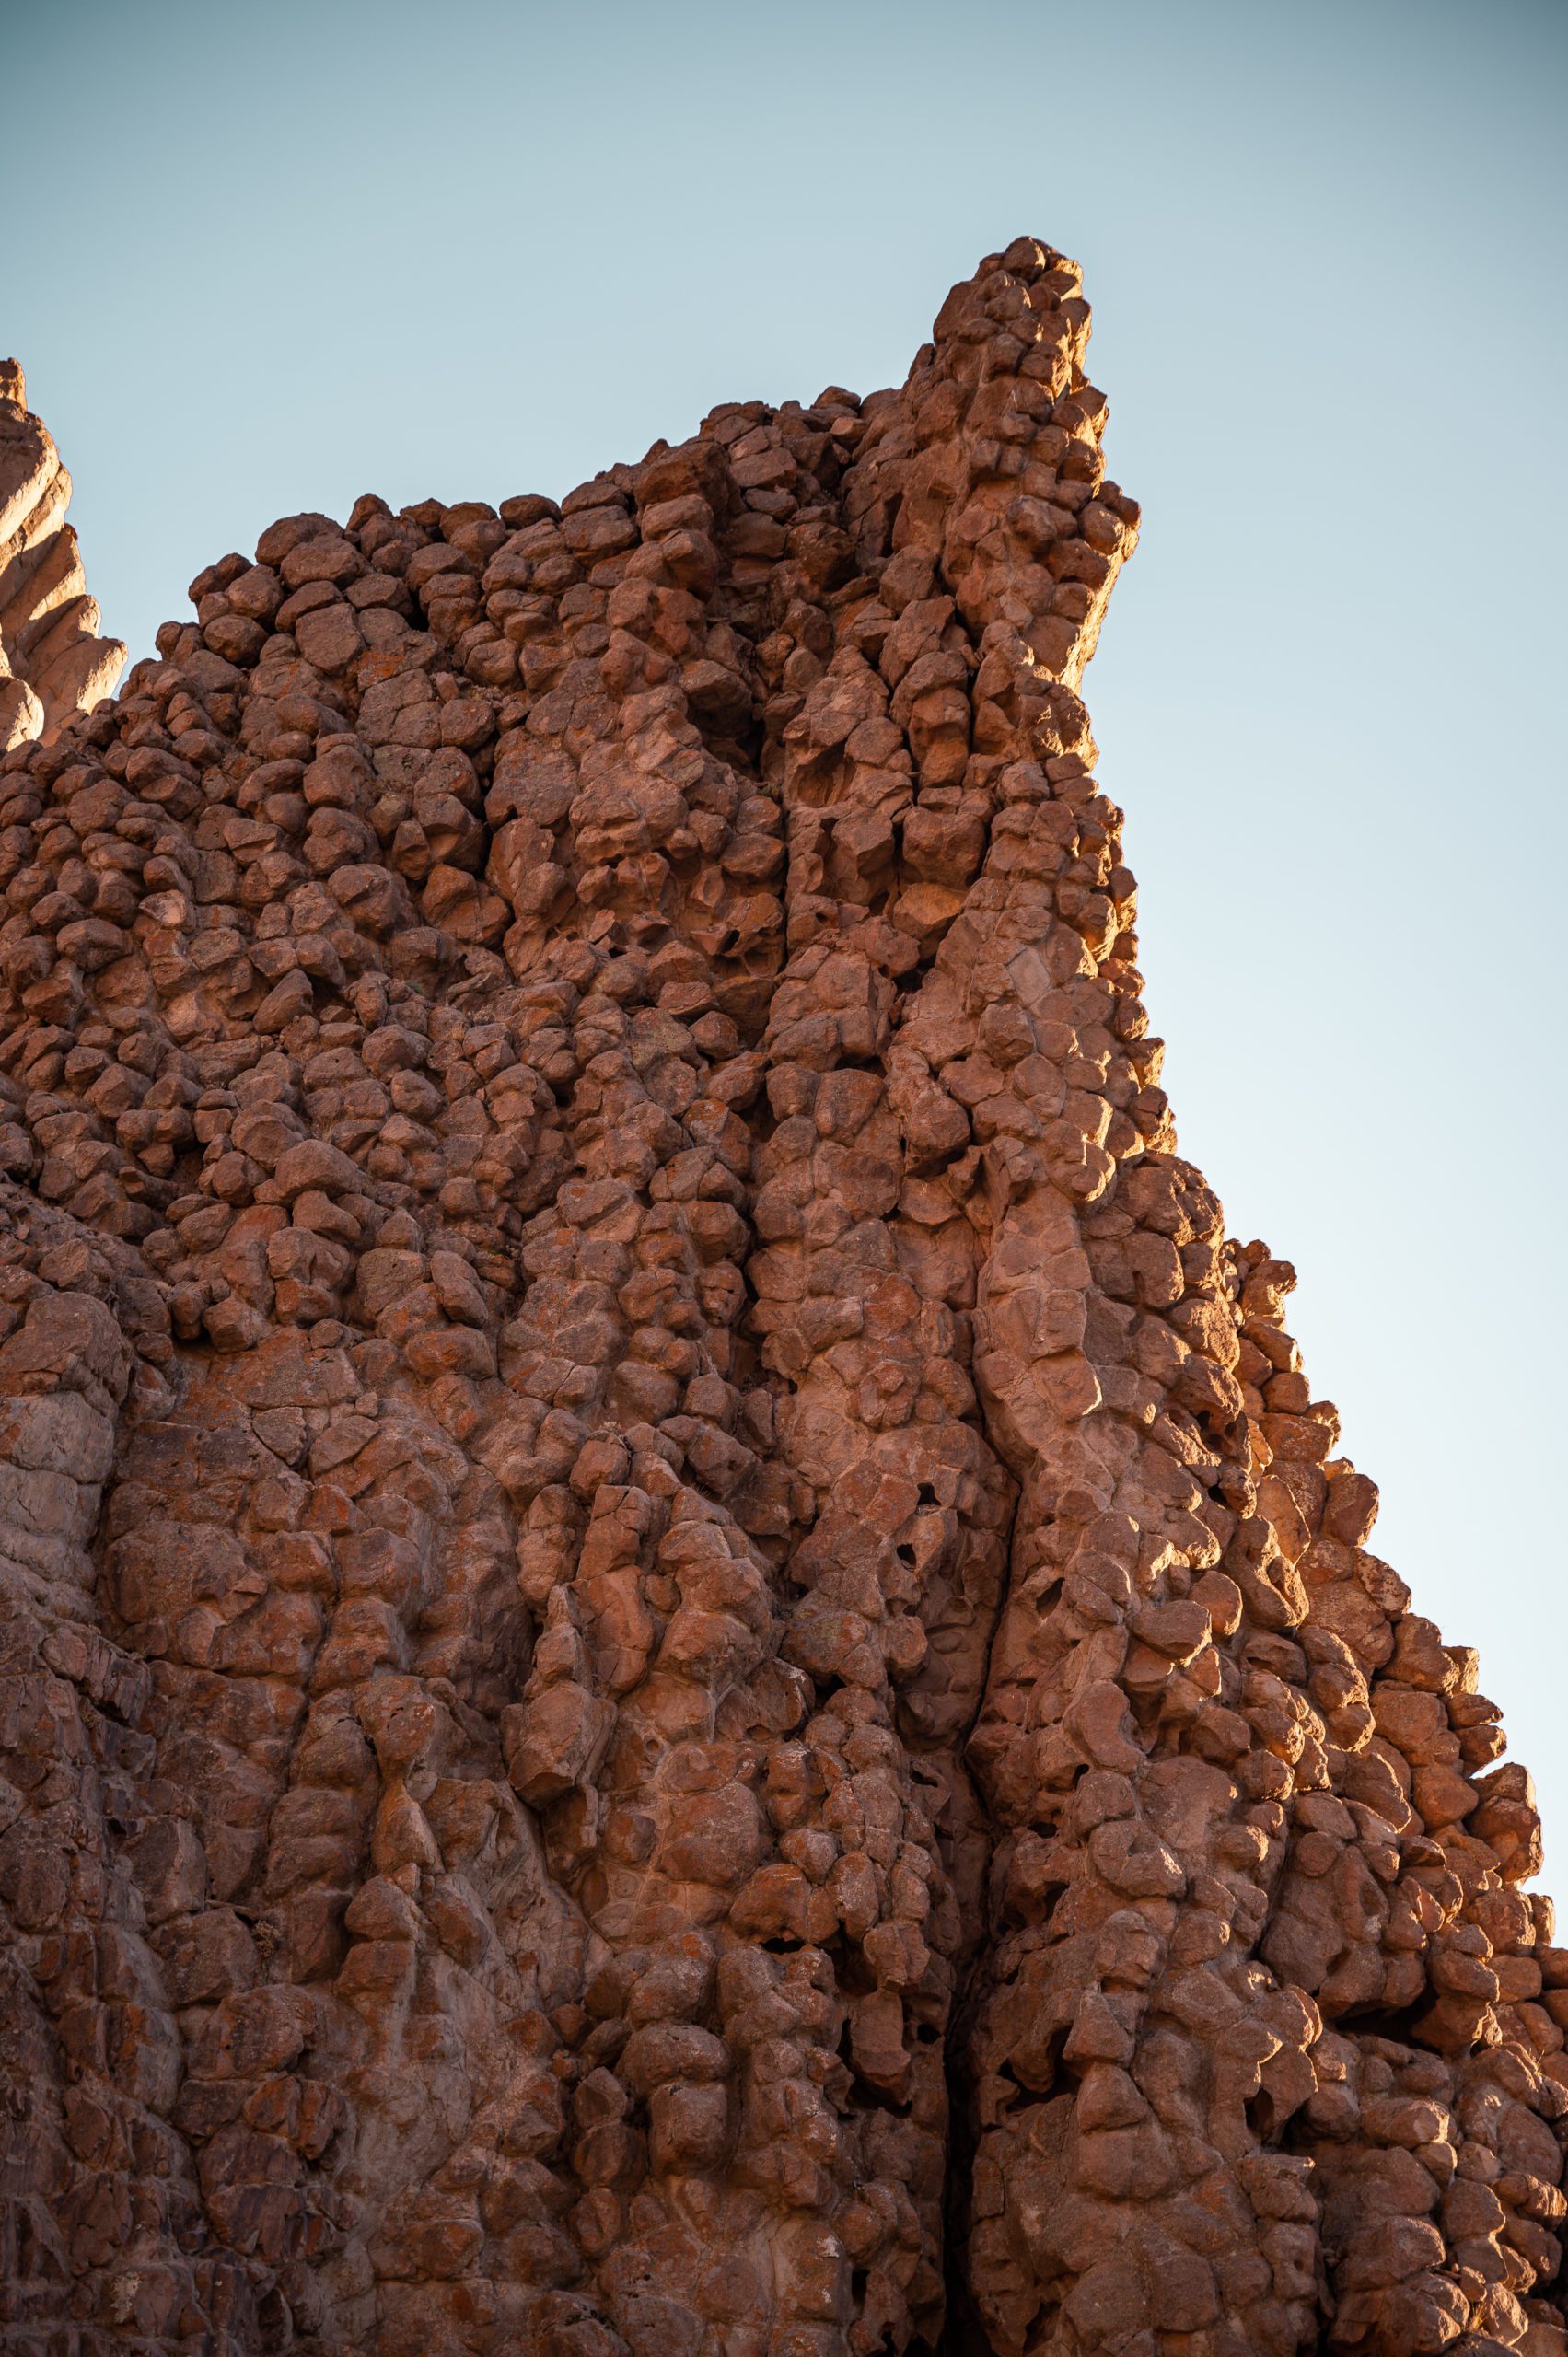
[0,241,1562,2357]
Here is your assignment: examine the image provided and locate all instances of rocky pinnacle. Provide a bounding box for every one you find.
[0,239,1562,2357]
[0,362,127,750]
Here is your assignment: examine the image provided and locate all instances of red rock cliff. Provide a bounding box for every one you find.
[0,240,1562,2357]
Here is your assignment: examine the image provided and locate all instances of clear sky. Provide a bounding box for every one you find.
[8,0,1568,1865]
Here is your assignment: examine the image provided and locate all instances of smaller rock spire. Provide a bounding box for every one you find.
[0,359,125,749]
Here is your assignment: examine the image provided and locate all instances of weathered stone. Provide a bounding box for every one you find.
[0,360,125,745]
[0,244,1561,2357]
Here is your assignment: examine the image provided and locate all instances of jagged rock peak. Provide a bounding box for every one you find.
[0,240,1562,2357]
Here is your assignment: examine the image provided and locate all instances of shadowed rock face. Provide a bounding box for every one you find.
[0,363,127,749]
[0,238,1562,2357]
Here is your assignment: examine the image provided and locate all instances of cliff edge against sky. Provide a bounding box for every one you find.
[0,240,1562,2357]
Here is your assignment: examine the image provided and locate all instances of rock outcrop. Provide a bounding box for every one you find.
[1,361,127,751]
[0,239,1562,2357]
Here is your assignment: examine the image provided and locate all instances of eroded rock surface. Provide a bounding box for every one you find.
[0,239,1562,2357]
[0,361,127,751]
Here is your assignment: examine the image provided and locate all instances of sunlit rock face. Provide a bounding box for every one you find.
[0,361,126,749]
[0,240,1562,2357]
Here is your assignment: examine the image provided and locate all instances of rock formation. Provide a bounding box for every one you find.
[0,238,1562,2357]
[1,361,127,752]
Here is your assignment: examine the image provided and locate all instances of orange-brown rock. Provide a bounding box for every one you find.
[0,241,1562,2357]
[0,360,127,750]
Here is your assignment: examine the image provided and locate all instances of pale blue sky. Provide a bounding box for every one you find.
[8,0,1568,1860]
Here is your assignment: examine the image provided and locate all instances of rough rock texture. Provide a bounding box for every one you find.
[0,361,127,752]
[0,238,1562,2357]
